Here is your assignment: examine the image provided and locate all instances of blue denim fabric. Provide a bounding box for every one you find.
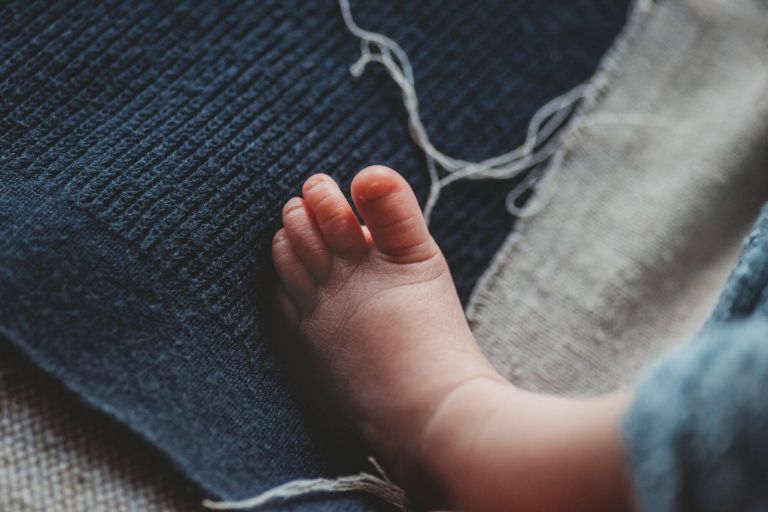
[0,1,629,507]
[624,205,768,512]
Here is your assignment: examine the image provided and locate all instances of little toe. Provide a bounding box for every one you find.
[351,165,438,263]
[282,197,332,280]
[275,284,300,326]
[302,174,367,259]
[271,229,317,312]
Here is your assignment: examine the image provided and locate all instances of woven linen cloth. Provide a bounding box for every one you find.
[0,0,629,508]
[0,343,201,511]
[467,0,768,396]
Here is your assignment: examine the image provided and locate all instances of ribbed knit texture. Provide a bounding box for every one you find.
[0,1,629,508]
[0,0,629,305]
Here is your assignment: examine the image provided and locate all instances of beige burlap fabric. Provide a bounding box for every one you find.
[0,344,201,512]
[467,0,768,396]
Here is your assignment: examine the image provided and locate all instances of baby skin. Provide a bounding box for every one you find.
[272,166,636,512]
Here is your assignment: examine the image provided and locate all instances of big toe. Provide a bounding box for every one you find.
[351,166,438,263]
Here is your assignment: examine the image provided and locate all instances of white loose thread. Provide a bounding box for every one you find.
[202,458,410,511]
[338,0,590,223]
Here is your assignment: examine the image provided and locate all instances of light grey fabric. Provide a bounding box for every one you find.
[0,345,200,512]
[467,0,768,396]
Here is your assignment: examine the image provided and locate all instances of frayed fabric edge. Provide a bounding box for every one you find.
[465,0,659,319]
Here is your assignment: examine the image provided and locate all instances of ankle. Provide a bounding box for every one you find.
[402,383,634,512]
[394,373,515,507]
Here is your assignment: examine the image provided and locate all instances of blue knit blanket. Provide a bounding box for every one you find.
[0,1,628,508]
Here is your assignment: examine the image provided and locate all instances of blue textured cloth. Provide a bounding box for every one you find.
[624,205,768,512]
[0,0,630,507]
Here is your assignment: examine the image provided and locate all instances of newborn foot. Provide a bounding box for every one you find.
[272,166,632,511]
[272,167,499,488]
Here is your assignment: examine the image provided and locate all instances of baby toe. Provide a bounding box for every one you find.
[351,166,438,263]
[275,283,300,326]
[282,197,332,280]
[302,174,368,260]
[271,229,317,313]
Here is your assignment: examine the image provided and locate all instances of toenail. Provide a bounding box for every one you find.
[273,232,287,243]
[304,175,329,191]
[283,201,304,215]
[357,180,392,201]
